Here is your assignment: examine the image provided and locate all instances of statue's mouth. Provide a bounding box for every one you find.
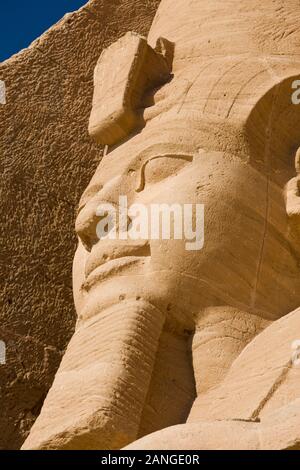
[82,255,150,291]
[84,239,151,277]
[82,240,151,290]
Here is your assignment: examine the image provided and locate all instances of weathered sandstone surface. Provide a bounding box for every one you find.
[3,0,300,451]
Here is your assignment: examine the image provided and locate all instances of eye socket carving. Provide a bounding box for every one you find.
[135,153,194,193]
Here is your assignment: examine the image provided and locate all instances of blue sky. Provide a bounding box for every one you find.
[0,1,87,62]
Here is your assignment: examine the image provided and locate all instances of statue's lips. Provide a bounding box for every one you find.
[82,256,149,290]
[84,240,151,278]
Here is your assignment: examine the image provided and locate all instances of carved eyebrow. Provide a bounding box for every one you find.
[135,152,194,192]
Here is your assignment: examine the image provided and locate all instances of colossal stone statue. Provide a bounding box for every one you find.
[23,0,300,450]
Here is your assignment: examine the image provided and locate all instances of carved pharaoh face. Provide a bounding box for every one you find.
[22,2,300,452]
[74,34,300,331]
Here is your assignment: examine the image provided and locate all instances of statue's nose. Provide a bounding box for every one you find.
[75,195,109,251]
[75,174,134,251]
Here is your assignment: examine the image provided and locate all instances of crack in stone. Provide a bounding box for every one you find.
[250,360,292,420]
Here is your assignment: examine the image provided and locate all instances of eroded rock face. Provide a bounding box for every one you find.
[0,0,160,450]
[17,0,300,450]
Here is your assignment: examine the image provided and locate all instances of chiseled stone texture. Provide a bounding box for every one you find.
[0,0,160,449]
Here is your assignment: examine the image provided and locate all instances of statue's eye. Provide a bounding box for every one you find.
[136,154,193,192]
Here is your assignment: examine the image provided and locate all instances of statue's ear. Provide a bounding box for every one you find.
[88,32,173,147]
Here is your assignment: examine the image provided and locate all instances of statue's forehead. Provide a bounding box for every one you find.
[90,124,199,180]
